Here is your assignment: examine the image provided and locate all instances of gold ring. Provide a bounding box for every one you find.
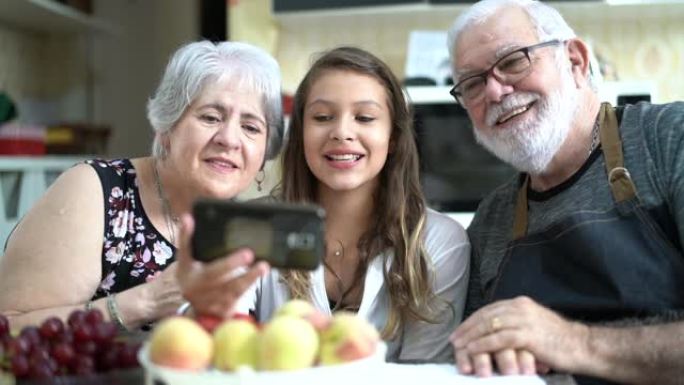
[490,316,502,332]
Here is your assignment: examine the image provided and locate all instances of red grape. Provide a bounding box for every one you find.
[7,336,30,357]
[0,314,9,338]
[67,310,87,329]
[27,359,54,379]
[10,354,29,378]
[53,329,74,346]
[74,340,97,356]
[51,342,75,367]
[84,309,104,325]
[73,323,94,343]
[0,309,143,378]
[70,354,95,375]
[28,347,50,362]
[96,348,118,372]
[92,322,117,346]
[116,343,140,369]
[39,317,65,340]
[1,333,11,349]
[19,326,41,349]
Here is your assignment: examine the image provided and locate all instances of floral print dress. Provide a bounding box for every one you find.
[86,159,175,301]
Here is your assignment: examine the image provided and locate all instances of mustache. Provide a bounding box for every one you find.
[485,92,541,126]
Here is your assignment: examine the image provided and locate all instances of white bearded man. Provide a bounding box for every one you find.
[446,1,684,384]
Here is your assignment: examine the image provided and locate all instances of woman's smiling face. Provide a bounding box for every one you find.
[164,80,268,200]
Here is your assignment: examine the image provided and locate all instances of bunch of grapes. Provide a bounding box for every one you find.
[0,309,140,380]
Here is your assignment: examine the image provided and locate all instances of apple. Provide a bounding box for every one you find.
[195,314,223,333]
[231,312,257,324]
[318,312,379,365]
[275,299,315,317]
[212,319,259,371]
[148,317,213,370]
[258,315,318,371]
[275,299,330,331]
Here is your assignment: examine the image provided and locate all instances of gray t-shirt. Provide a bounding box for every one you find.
[466,101,684,316]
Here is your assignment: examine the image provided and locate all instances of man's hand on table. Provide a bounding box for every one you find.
[450,296,588,377]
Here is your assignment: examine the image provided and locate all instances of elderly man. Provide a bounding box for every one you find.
[446,0,684,384]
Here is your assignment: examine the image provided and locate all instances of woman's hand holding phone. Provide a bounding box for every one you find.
[176,213,269,319]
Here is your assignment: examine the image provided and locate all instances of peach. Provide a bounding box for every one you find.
[258,315,319,371]
[318,312,380,365]
[213,319,259,371]
[275,299,330,331]
[275,299,315,317]
[148,317,213,371]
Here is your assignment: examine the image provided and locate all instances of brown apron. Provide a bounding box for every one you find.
[487,104,684,384]
[489,102,684,318]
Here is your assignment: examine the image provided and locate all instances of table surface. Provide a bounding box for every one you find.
[10,368,578,385]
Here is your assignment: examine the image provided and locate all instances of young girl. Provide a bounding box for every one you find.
[178,47,470,362]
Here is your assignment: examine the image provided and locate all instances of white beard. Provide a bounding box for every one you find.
[473,69,578,174]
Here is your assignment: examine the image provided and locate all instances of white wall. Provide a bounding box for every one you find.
[92,0,200,158]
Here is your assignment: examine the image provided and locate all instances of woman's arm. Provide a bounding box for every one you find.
[398,211,471,362]
[0,164,106,328]
[0,164,170,330]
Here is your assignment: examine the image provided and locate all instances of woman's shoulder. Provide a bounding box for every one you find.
[48,161,103,197]
[84,158,141,194]
[84,158,135,177]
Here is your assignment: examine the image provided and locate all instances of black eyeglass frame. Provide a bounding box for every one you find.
[449,39,563,106]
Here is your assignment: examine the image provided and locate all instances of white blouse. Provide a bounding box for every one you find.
[236,208,470,363]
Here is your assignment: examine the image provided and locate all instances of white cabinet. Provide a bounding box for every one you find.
[0,156,84,251]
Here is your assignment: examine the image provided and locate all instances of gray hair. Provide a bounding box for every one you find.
[147,40,283,160]
[447,0,577,75]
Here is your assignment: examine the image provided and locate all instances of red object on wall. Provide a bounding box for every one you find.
[0,138,46,155]
[282,94,294,116]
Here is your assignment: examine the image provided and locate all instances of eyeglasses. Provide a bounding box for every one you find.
[449,39,562,106]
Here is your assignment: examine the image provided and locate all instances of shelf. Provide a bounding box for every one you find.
[274,1,684,28]
[0,0,117,35]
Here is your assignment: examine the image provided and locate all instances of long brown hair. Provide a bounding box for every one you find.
[278,46,445,339]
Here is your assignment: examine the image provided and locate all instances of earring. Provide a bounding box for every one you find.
[158,135,170,160]
[255,170,265,192]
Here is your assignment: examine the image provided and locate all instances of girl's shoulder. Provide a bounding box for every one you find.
[423,208,470,263]
[424,209,470,274]
[424,208,467,239]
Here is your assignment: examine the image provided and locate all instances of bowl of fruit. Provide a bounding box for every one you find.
[0,309,142,382]
[138,300,386,385]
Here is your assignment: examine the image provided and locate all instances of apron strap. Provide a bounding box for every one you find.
[511,103,638,240]
[512,176,530,240]
[598,102,638,203]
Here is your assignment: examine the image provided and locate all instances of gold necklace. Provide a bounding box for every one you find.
[152,160,178,246]
[324,240,346,310]
[324,240,362,312]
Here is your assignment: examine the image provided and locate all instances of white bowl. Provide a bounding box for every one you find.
[139,341,387,385]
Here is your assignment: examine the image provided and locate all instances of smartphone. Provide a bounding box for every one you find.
[192,199,325,270]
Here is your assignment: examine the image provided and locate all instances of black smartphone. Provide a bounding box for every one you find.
[192,199,325,270]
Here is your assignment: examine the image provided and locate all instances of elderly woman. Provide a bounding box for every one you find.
[0,40,283,331]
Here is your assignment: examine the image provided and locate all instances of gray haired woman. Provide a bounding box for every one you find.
[0,40,283,331]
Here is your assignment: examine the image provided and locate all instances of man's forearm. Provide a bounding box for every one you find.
[581,321,684,384]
